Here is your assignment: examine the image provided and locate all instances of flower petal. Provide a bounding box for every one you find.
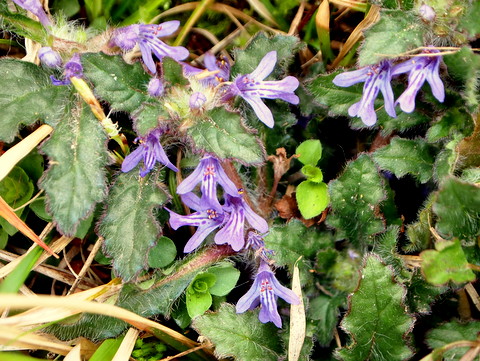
[139,41,157,73]
[236,277,261,313]
[180,192,203,211]
[121,147,144,173]
[242,95,275,128]
[249,51,277,80]
[176,162,205,194]
[183,221,221,253]
[243,201,268,233]
[153,140,178,172]
[269,274,300,305]
[426,59,445,102]
[214,207,246,251]
[333,67,370,87]
[258,298,282,327]
[153,20,180,37]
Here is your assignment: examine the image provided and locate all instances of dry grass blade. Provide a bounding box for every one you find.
[0,295,200,351]
[0,325,72,355]
[153,2,283,34]
[246,0,278,26]
[289,257,306,361]
[288,1,306,36]
[111,328,140,361]
[0,198,58,258]
[329,5,380,69]
[0,124,53,183]
[67,237,103,295]
[64,343,83,361]
[0,281,122,327]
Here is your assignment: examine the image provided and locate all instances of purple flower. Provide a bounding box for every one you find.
[121,128,178,177]
[202,52,231,86]
[50,53,83,86]
[12,0,51,27]
[224,51,299,128]
[38,47,62,68]
[392,48,444,113]
[246,231,274,261]
[182,53,230,87]
[110,21,189,74]
[167,193,226,253]
[214,194,269,251]
[148,77,165,97]
[176,155,238,211]
[236,261,299,327]
[333,60,396,126]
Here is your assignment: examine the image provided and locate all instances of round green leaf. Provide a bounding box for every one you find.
[148,236,177,269]
[208,263,240,297]
[296,180,329,219]
[296,139,322,166]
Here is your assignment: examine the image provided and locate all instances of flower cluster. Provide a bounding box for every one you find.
[121,128,178,177]
[164,155,298,327]
[110,21,189,74]
[167,155,268,252]
[223,51,300,128]
[50,53,83,86]
[333,47,445,126]
[236,261,299,327]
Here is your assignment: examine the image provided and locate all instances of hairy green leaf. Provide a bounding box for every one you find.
[41,102,108,236]
[427,320,480,361]
[192,303,283,361]
[265,220,333,269]
[358,10,423,66]
[421,240,475,285]
[373,137,435,183]
[458,1,480,38]
[0,59,69,142]
[309,294,344,346]
[327,154,386,246]
[82,53,151,113]
[338,254,414,361]
[162,57,189,86]
[133,103,169,136]
[99,171,167,281]
[231,32,300,78]
[187,107,264,164]
[433,177,480,241]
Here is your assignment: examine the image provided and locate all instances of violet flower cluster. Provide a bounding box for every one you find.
[165,155,298,327]
[333,47,445,126]
[121,128,178,177]
[109,21,189,74]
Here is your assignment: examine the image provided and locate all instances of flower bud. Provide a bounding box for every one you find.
[419,4,436,22]
[189,92,207,110]
[38,47,62,68]
[148,78,165,97]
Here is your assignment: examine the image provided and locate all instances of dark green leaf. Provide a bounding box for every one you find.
[192,303,283,361]
[187,107,264,164]
[208,263,240,297]
[309,295,344,346]
[373,137,436,183]
[296,139,322,166]
[162,57,189,86]
[265,220,333,269]
[231,32,301,78]
[358,10,423,66]
[406,271,447,314]
[132,103,169,136]
[338,254,414,361]
[421,240,475,285]
[148,236,177,269]
[443,48,480,111]
[0,59,69,142]
[427,320,480,361]
[296,180,329,219]
[29,197,53,222]
[327,154,386,246]
[40,102,108,236]
[81,53,151,113]
[426,108,473,142]
[433,177,480,241]
[99,171,167,281]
